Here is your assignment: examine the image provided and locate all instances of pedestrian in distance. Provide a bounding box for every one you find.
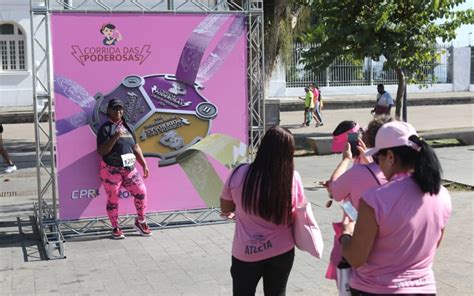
[221,125,307,296]
[299,87,314,127]
[0,123,17,173]
[340,121,451,295]
[312,85,324,127]
[371,84,394,116]
[96,99,151,239]
[323,116,392,290]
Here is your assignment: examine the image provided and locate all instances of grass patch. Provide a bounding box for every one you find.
[442,181,474,192]
[426,138,462,148]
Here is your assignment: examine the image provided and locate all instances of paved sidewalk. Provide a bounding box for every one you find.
[0,138,473,294]
[274,91,474,111]
[0,102,473,295]
[280,104,474,136]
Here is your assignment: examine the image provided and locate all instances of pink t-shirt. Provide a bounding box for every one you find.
[326,162,387,280]
[350,173,452,294]
[329,162,387,209]
[311,88,320,106]
[221,164,305,262]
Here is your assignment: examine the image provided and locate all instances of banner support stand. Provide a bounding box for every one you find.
[30,0,264,259]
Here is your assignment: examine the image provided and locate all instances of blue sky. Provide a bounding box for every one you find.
[448,2,473,46]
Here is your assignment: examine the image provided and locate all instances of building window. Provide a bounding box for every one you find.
[0,23,27,71]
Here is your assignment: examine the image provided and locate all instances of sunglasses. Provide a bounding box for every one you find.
[111,105,123,111]
[373,153,380,165]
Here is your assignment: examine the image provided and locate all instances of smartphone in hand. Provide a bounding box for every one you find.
[347,132,360,157]
[340,201,358,221]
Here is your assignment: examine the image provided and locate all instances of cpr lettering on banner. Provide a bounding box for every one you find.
[71,189,99,200]
[71,189,132,200]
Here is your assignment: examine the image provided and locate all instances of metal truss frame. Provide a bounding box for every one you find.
[59,208,230,238]
[30,0,264,259]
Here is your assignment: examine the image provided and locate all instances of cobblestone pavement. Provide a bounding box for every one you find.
[0,144,473,295]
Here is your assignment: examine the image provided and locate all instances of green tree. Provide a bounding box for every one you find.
[301,0,474,119]
[263,0,312,93]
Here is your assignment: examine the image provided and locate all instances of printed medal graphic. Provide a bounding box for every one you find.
[52,13,249,218]
[56,15,244,166]
[91,74,218,166]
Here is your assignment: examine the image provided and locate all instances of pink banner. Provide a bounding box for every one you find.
[51,13,248,220]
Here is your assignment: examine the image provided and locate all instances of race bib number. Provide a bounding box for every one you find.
[121,153,136,167]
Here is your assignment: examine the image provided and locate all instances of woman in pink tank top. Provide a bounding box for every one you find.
[340,121,452,295]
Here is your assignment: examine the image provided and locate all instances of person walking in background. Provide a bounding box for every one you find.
[299,87,314,127]
[0,123,17,173]
[340,121,451,295]
[371,84,394,116]
[324,116,392,289]
[312,85,324,127]
[221,126,305,295]
[97,99,151,239]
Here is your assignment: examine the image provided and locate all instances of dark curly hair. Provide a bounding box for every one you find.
[362,115,393,148]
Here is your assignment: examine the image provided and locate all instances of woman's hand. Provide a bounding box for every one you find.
[341,200,378,268]
[356,139,373,164]
[220,199,235,218]
[220,212,236,220]
[342,142,352,160]
[342,215,355,235]
[142,166,149,179]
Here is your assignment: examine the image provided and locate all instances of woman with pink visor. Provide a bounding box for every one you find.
[340,121,451,295]
[325,116,392,288]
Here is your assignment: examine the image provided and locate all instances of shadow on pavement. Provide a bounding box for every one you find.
[3,139,43,153]
[0,217,47,262]
[0,139,50,171]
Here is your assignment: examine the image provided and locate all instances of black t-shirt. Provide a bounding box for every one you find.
[97,120,137,167]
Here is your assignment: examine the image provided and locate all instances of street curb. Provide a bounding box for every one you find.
[0,112,51,124]
[277,96,474,112]
[293,127,474,154]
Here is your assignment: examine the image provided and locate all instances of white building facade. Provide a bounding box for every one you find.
[0,0,33,106]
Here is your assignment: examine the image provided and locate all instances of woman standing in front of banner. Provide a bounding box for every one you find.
[221,125,304,295]
[97,99,151,239]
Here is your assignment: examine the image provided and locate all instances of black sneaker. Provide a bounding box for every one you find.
[134,219,152,237]
[111,227,125,239]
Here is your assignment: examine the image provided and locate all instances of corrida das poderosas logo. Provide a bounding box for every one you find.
[71,23,151,66]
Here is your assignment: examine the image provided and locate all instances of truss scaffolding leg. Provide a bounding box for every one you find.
[29,0,264,259]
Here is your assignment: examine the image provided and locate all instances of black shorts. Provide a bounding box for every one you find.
[0,124,3,134]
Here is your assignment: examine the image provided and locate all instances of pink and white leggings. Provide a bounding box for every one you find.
[99,161,147,228]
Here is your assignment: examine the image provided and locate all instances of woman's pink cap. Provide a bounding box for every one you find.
[365,121,419,156]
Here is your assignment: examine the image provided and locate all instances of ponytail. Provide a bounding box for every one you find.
[409,135,442,195]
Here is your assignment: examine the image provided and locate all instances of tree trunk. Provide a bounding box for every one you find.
[263,1,289,89]
[395,68,405,120]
